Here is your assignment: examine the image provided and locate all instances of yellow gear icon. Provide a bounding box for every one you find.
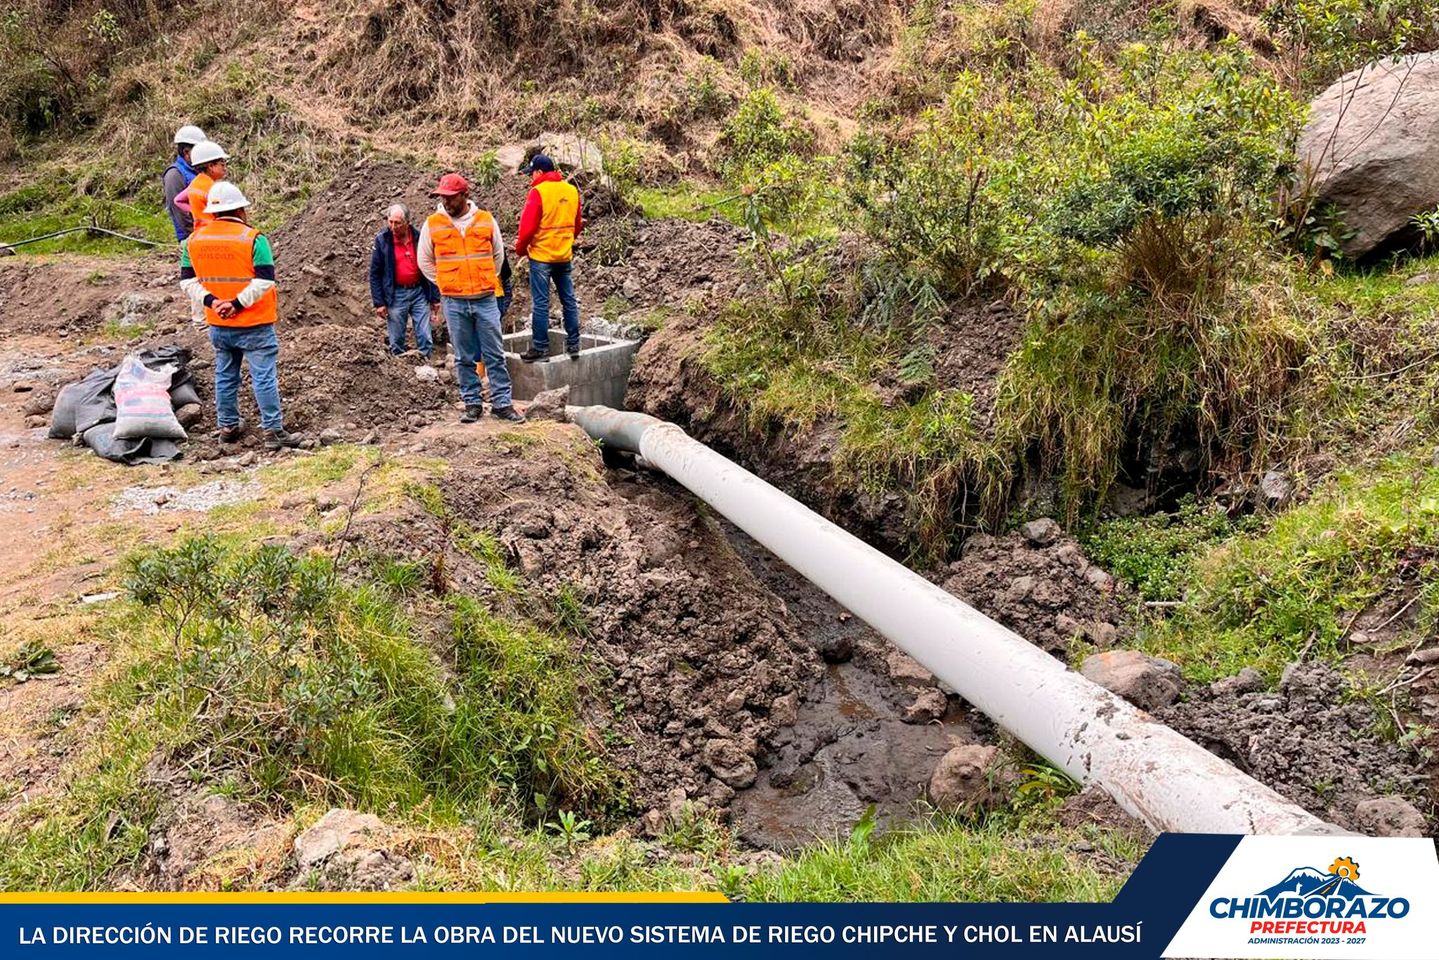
[1329,856,1360,881]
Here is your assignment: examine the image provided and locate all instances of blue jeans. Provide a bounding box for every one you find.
[529,259,580,352]
[443,294,512,409]
[209,323,283,431]
[386,285,433,356]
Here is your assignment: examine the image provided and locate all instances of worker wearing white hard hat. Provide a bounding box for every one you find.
[162,124,208,241]
[183,140,230,234]
[179,180,303,451]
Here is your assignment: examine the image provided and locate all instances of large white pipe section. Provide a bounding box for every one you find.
[569,405,1339,836]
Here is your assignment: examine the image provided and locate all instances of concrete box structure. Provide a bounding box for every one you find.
[502,332,640,409]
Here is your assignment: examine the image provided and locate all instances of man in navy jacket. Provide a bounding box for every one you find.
[369,204,441,359]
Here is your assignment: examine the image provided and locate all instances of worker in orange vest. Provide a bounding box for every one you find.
[417,173,525,424]
[178,182,302,450]
[515,155,584,363]
[180,140,230,233]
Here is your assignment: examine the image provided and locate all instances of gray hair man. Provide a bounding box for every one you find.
[369,202,440,359]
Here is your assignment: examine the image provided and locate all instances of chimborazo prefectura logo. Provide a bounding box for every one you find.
[1208,856,1411,940]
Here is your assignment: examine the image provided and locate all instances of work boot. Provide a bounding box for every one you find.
[519,347,547,363]
[262,429,302,450]
[491,405,526,423]
[218,423,245,444]
[567,344,581,361]
[460,405,482,423]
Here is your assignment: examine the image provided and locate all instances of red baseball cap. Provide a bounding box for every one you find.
[431,173,469,197]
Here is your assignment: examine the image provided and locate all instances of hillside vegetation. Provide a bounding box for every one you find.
[3,0,1439,892]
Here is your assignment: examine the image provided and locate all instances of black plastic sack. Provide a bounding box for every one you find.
[169,381,201,408]
[47,344,196,463]
[80,422,183,465]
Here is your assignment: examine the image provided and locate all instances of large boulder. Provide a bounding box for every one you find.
[1298,53,1439,258]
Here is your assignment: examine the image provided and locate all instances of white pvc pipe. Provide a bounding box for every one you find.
[569,406,1339,835]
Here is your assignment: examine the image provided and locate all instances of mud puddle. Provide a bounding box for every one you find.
[714,518,986,849]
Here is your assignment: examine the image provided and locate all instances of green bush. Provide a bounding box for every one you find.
[122,537,615,819]
[1085,498,1262,601]
[717,88,813,185]
[847,40,1301,298]
[1262,0,1439,93]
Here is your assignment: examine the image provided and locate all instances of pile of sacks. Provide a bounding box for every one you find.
[48,345,200,464]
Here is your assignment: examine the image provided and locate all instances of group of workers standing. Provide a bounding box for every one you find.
[165,123,589,441]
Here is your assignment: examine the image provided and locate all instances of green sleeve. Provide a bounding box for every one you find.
[252,233,274,267]
[179,242,191,268]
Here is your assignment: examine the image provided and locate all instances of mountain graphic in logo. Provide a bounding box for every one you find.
[1259,857,1373,900]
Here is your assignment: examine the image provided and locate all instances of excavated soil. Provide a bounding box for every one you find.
[939,529,1129,656]
[1161,662,1431,832]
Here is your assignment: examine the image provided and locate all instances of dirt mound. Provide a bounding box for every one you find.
[366,424,819,816]
[274,324,452,431]
[1160,661,1432,831]
[268,159,533,327]
[939,527,1130,657]
[581,217,752,316]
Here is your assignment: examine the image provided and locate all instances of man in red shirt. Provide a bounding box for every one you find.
[368,203,441,359]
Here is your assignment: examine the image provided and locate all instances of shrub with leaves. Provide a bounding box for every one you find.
[123,537,614,820]
[717,88,814,186]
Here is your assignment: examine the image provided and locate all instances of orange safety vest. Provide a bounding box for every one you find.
[427,209,501,297]
[528,180,580,263]
[188,219,278,327]
[188,172,216,231]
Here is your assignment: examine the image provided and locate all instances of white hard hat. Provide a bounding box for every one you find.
[173,125,207,146]
[204,181,250,214]
[190,141,229,165]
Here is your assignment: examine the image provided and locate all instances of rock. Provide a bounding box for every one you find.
[1020,517,1062,546]
[235,452,257,468]
[1084,566,1115,593]
[1405,272,1434,287]
[1211,666,1265,697]
[536,131,605,175]
[175,403,203,428]
[1055,613,1084,639]
[318,427,343,446]
[1299,53,1439,257]
[770,691,798,727]
[526,385,570,422]
[640,808,666,837]
[816,632,853,663]
[1006,575,1037,600]
[24,415,47,429]
[1405,647,1439,666]
[885,650,936,688]
[622,276,643,300]
[1259,469,1293,506]
[22,390,55,416]
[293,808,387,870]
[903,687,948,724]
[413,364,439,382]
[1080,650,1184,711]
[494,143,529,174]
[1353,796,1427,837]
[928,744,1000,811]
[702,738,757,789]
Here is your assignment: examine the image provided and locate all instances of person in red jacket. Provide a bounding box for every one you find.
[514,155,584,362]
